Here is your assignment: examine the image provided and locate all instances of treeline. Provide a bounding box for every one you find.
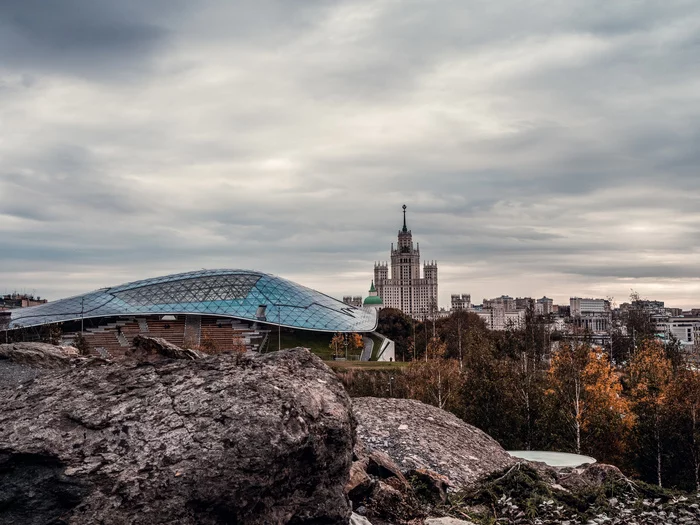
[337,307,700,491]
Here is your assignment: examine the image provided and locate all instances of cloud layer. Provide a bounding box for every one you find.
[1,0,699,308]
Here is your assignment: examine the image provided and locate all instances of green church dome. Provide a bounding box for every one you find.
[363,295,383,305]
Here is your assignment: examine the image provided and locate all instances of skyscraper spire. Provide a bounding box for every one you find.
[402,204,407,232]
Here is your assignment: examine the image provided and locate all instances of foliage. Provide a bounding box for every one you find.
[444,463,693,525]
[329,332,344,358]
[404,348,461,411]
[328,332,363,359]
[40,323,63,345]
[376,308,415,360]
[332,310,700,490]
[73,332,91,356]
[629,339,673,487]
[197,335,219,354]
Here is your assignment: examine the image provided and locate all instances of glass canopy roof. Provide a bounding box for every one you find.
[7,269,377,333]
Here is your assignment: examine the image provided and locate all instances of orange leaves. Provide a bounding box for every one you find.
[350,333,364,352]
[582,350,634,435]
[546,343,631,457]
[629,339,672,405]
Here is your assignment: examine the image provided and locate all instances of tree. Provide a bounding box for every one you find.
[662,371,700,490]
[580,350,633,464]
[404,339,461,411]
[329,333,344,358]
[73,332,91,356]
[376,308,414,360]
[545,342,632,460]
[629,339,673,487]
[625,291,658,351]
[459,330,525,448]
[546,342,589,454]
[438,310,490,366]
[350,333,364,354]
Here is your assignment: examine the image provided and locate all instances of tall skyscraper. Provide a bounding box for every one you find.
[374,205,438,318]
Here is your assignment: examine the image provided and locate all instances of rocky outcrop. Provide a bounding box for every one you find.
[0,341,78,368]
[0,342,83,387]
[557,462,627,492]
[353,397,515,489]
[425,519,476,525]
[0,347,354,524]
[130,335,208,361]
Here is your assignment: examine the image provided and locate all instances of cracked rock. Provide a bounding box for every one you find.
[0,347,354,524]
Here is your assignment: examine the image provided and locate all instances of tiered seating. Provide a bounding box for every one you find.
[83,330,122,358]
[77,316,269,357]
[145,319,186,347]
[200,318,243,351]
[119,321,143,346]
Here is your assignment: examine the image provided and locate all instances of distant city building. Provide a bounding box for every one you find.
[374,205,438,318]
[483,295,515,312]
[633,299,665,312]
[342,296,363,308]
[451,294,471,311]
[557,305,571,317]
[515,297,534,310]
[656,316,700,349]
[536,296,554,315]
[475,304,525,331]
[570,297,611,332]
[0,293,47,310]
[477,295,525,330]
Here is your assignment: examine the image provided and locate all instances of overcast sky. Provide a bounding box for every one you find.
[1,0,699,309]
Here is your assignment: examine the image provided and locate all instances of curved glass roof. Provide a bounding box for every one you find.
[7,269,377,333]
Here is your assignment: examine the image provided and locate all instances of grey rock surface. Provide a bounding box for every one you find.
[130,334,208,360]
[353,397,515,489]
[0,347,354,524]
[0,342,81,387]
[425,518,477,525]
[350,512,373,525]
[0,341,78,368]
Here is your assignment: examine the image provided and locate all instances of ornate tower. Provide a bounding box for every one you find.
[373,205,438,317]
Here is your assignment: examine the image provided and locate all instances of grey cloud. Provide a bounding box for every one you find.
[1,0,699,307]
[0,0,170,79]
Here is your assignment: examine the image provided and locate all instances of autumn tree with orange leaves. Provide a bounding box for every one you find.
[581,349,634,465]
[546,342,632,461]
[629,339,673,487]
[329,332,364,359]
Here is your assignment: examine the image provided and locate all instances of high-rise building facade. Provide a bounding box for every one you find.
[451,294,471,311]
[570,297,611,332]
[374,206,438,318]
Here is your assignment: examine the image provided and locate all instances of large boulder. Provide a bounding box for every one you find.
[353,398,515,489]
[130,335,208,361]
[0,341,78,368]
[0,347,354,524]
[0,342,80,387]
